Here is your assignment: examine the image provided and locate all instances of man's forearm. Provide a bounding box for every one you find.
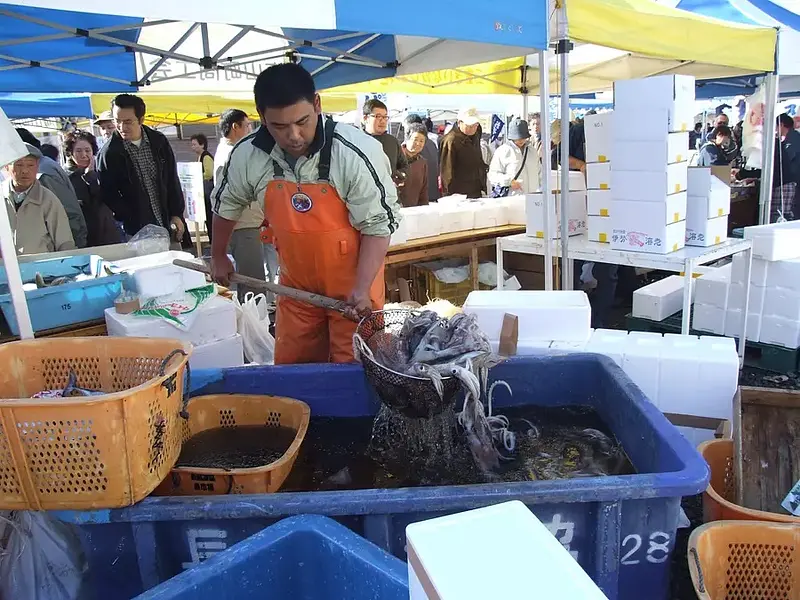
[354,234,390,293]
[211,214,237,257]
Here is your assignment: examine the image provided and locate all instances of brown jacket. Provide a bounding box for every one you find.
[439,126,487,198]
[398,153,429,207]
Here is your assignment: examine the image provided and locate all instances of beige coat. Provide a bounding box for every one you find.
[3,179,76,255]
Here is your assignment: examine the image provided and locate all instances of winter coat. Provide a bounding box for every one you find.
[488,140,541,194]
[398,153,429,207]
[36,156,87,247]
[439,126,487,198]
[65,160,123,247]
[2,179,75,255]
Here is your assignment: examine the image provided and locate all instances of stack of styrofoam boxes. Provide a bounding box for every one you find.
[584,112,613,243]
[462,290,592,354]
[610,74,694,254]
[572,329,738,445]
[399,205,442,241]
[525,171,586,239]
[692,263,732,336]
[686,166,730,247]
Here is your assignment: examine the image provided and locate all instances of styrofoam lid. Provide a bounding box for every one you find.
[464,290,589,309]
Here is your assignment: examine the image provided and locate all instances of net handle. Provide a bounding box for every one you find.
[159,349,192,419]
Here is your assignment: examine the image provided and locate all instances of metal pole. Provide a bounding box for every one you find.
[538,49,554,291]
[759,72,779,224]
[521,62,529,118]
[557,39,573,291]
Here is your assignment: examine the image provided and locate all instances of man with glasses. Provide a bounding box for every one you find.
[362,99,407,183]
[95,94,189,246]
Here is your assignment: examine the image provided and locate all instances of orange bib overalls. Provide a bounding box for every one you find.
[263,118,385,364]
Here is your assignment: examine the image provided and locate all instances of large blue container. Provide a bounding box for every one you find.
[55,354,709,600]
[134,515,408,599]
[0,255,124,334]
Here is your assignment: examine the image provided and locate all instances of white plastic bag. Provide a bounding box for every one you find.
[235,292,275,364]
[0,511,86,600]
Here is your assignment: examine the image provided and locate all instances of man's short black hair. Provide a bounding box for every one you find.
[190,133,208,150]
[363,98,388,117]
[778,113,795,130]
[695,122,703,130]
[112,93,146,120]
[15,128,40,148]
[713,125,732,139]
[254,63,316,112]
[219,109,248,137]
[40,144,60,161]
[423,117,434,133]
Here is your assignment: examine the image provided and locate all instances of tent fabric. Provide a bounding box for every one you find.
[0,1,548,93]
[0,93,93,118]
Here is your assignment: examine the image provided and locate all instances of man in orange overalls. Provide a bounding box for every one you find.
[210,63,401,364]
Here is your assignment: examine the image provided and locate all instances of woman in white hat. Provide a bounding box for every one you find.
[488,118,541,197]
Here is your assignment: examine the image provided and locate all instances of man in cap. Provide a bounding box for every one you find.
[95,110,117,147]
[2,143,75,255]
[439,107,487,198]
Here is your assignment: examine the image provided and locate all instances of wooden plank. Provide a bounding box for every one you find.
[385,237,498,266]
[386,225,525,255]
[470,247,479,290]
[1,320,107,343]
[734,386,800,514]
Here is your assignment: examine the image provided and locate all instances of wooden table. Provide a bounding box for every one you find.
[0,319,107,344]
[386,225,525,289]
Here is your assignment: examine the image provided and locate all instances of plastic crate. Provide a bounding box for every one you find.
[134,515,408,599]
[0,254,124,335]
[410,259,492,305]
[55,354,710,600]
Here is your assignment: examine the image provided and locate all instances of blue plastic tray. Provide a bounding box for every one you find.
[55,354,710,600]
[133,515,408,600]
[0,255,123,334]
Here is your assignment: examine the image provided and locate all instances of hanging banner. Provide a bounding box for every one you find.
[490,114,504,142]
[177,162,206,225]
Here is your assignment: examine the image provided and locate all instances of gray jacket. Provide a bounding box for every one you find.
[37,156,87,247]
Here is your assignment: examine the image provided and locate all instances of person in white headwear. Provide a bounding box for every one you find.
[488,118,541,197]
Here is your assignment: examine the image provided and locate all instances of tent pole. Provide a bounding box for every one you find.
[521,61,529,118]
[759,72,778,224]
[538,49,553,291]
[557,39,573,291]
[0,201,33,339]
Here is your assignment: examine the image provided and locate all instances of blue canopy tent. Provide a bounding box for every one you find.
[0,2,548,94]
[0,92,93,118]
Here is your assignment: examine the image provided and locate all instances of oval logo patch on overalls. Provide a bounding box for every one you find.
[291,192,313,213]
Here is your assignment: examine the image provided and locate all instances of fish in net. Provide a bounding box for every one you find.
[354,309,514,483]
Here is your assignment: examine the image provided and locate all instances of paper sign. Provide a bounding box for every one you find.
[177,161,206,225]
[0,107,28,169]
[782,478,800,516]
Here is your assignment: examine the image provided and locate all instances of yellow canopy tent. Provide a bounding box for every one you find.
[91,92,357,127]
[324,0,777,96]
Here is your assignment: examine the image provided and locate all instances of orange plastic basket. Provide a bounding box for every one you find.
[153,394,310,496]
[688,520,800,599]
[0,337,191,510]
[699,439,800,524]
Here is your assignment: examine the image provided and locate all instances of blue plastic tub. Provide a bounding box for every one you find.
[0,255,123,334]
[134,515,408,599]
[55,354,709,600]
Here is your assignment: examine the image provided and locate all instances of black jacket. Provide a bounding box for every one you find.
[65,160,123,247]
[95,126,188,241]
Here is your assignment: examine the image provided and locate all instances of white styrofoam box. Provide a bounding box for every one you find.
[695,336,739,419]
[463,290,591,343]
[686,215,727,248]
[612,132,689,171]
[588,215,611,243]
[549,338,590,352]
[472,200,509,228]
[611,108,671,143]
[632,275,692,321]
[489,339,552,354]
[401,205,441,240]
[610,198,687,255]
[128,261,207,301]
[765,257,800,291]
[728,282,766,315]
[587,189,612,216]
[549,169,586,192]
[104,294,237,346]
[747,258,769,287]
[687,192,730,237]
[190,334,245,369]
[502,195,526,225]
[109,250,195,273]
[586,162,611,190]
[742,220,800,262]
[763,287,800,321]
[760,315,800,349]
[584,111,612,163]
[693,262,731,308]
[406,501,608,600]
[658,334,701,416]
[389,215,409,246]
[687,167,731,217]
[692,303,726,335]
[724,308,761,342]
[585,328,628,366]
[525,192,587,239]
[613,74,696,132]
[438,203,475,234]
[611,162,688,202]
[622,336,662,405]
